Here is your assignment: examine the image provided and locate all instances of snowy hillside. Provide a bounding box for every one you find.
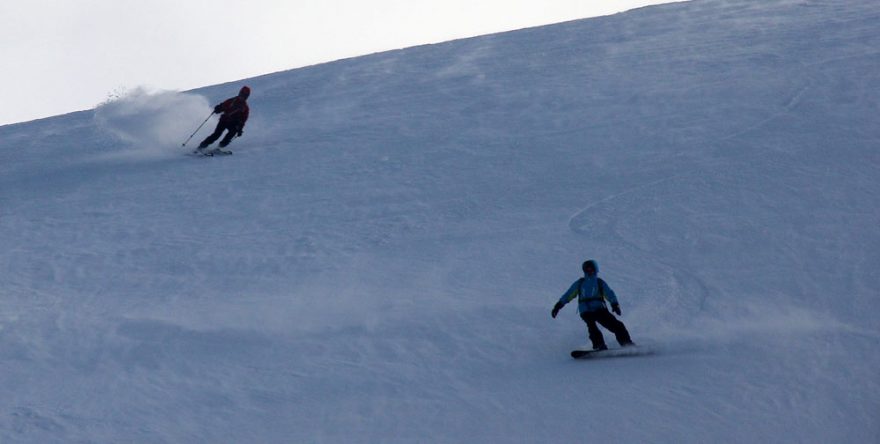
[1,0,879,442]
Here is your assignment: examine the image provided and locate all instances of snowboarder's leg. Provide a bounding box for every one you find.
[595,308,634,346]
[198,122,226,149]
[580,312,607,350]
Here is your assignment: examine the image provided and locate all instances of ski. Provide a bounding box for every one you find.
[188,148,233,157]
[203,148,233,156]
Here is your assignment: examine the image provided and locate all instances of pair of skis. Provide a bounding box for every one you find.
[189,148,232,157]
[181,113,235,157]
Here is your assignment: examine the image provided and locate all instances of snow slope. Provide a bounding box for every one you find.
[1,0,879,442]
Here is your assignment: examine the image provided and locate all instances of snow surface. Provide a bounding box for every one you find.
[2,0,879,442]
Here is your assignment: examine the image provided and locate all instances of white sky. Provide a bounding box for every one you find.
[0,1,677,126]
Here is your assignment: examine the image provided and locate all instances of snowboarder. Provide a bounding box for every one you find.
[198,86,251,151]
[551,259,635,350]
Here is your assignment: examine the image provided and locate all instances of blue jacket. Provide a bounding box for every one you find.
[557,274,619,314]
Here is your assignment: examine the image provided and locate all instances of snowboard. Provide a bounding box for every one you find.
[571,345,652,359]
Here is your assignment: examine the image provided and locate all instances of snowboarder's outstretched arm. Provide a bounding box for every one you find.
[551,280,580,318]
[599,279,623,315]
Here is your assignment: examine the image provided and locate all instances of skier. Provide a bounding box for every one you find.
[551,259,635,350]
[198,86,251,151]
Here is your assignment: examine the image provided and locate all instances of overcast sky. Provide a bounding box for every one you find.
[1,1,677,126]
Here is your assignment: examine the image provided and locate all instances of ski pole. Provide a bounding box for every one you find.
[181,112,214,147]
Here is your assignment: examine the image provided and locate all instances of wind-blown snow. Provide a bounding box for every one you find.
[1,0,878,442]
[94,88,212,159]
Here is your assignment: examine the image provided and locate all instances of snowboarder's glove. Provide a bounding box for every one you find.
[236,129,244,137]
[611,304,621,316]
[551,302,564,319]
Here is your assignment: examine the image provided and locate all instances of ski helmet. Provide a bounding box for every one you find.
[582,260,599,276]
[239,86,251,98]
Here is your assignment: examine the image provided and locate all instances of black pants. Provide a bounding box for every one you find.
[199,119,239,149]
[580,308,632,349]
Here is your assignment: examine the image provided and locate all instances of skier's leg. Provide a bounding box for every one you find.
[580,312,607,350]
[218,127,237,147]
[595,309,634,346]
[198,122,226,149]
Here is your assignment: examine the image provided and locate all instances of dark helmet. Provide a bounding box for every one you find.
[582,260,599,276]
[239,86,251,98]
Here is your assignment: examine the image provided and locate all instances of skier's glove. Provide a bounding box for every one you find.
[237,129,244,137]
[611,304,621,316]
[213,105,223,114]
[551,302,564,319]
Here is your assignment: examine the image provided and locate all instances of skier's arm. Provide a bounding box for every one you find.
[213,98,235,114]
[236,107,249,136]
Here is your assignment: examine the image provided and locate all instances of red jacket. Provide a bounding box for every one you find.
[214,97,250,129]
